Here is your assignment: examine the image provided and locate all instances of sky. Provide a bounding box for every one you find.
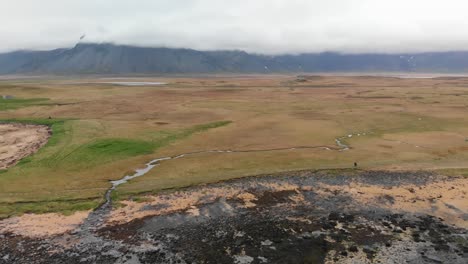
[1,0,468,54]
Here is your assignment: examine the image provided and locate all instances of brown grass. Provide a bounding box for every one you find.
[0,75,467,214]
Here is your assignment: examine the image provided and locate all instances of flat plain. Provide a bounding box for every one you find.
[0,75,468,218]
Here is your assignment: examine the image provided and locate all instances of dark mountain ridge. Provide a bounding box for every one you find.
[1,43,468,74]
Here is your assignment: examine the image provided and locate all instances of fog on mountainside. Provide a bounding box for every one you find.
[2,43,468,74]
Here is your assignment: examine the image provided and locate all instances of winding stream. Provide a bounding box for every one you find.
[82,132,370,231]
[335,132,372,151]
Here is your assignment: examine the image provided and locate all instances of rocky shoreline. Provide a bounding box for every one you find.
[1,170,467,263]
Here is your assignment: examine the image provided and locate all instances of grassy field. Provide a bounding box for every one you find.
[0,75,467,217]
[0,97,49,111]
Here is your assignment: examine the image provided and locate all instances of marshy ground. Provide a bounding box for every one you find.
[0,75,467,263]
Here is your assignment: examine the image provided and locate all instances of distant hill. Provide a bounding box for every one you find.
[1,43,468,74]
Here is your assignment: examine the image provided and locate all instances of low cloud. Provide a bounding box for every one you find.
[1,0,468,54]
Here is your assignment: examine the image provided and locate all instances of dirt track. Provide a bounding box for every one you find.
[0,123,50,169]
[1,170,466,263]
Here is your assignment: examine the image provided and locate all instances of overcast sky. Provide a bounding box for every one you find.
[1,0,468,54]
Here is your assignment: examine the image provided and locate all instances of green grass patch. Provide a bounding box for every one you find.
[0,198,101,219]
[63,139,155,168]
[87,139,154,156]
[150,120,232,149]
[54,120,232,169]
[0,120,232,217]
[0,117,66,127]
[0,98,49,111]
[1,119,231,171]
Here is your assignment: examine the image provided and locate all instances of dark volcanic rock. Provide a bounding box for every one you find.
[1,171,467,263]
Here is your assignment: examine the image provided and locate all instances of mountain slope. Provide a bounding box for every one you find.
[1,43,468,74]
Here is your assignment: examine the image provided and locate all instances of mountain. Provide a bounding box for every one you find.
[1,43,468,74]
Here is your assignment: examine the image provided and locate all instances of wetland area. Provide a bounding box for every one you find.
[0,75,467,263]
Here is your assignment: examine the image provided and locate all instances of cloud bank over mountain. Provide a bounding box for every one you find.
[2,0,468,54]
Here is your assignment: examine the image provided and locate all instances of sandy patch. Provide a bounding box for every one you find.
[0,211,90,237]
[0,123,51,169]
[109,187,244,224]
[236,192,258,208]
[108,174,467,229]
[318,177,468,228]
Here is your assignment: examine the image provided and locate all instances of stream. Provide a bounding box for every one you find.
[81,132,371,231]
